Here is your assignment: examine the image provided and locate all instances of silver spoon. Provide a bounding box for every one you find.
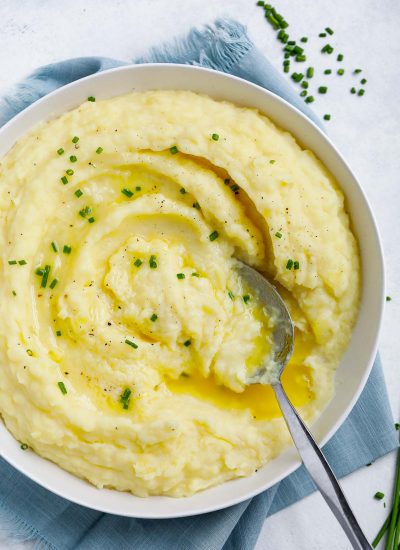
[238,262,372,550]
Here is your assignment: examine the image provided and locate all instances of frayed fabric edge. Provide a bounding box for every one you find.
[0,501,56,550]
[135,18,253,72]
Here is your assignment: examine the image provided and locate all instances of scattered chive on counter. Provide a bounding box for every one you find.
[374,492,385,501]
[386,296,392,302]
[20,443,28,450]
[87,96,96,102]
[324,69,332,75]
[318,86,328,94]
[337,69,345,76]
[324,114,331,121]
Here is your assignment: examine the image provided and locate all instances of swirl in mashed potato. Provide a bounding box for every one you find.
[0,91,360,496]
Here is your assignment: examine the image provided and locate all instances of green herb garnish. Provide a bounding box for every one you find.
[275,232,282,238]
[63,245,72,254]
[18,260,27,265]
[96,147,103,154]
[324,69,332,74]
[286,259,294,270]
[49,278,58,289]
[337,69,344,76]
[57,148,65,156]
[193,202,201,210]
[337,53,344,61]
[211,133,219,141]
[69,155,77,163]
[87,96,96,102]
[74,189,83,198]
[293,261,300,270]
[358,89,365,96]
[306,67,314,78]
[170,145,178,154]
[20,443,28,450]
[56,330,62,337]
[26,349,34,356]
[8,260,17,265]
[318,86,328,94]
[324,114,331,121]
[51,241,58,252]
[88,217,95,223]
[61,176,68,185]
[41,265,51,288]
[66,169,74,176]
[191,272,199,277]
[228,290,235,300]
[125,338,138,349]
[72,136,79,144]
[209,230,219,241]
[176,273,185,280]
[134,259,143,268]
[291,72,304,82]
[180,187,187,194]
[58,381,67,395]
[325,27,334,35]
[321,44,334,54]
[183,339,191,347]
[243,294,251,304]
[121,188,133,198]
[374,492,385,501]
[386,296,392,302]
[305,96,314,103]
[119,387,132,409]
[150,313,158,322]
[149,255,157,269]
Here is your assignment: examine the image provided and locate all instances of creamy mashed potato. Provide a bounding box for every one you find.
[0,91,360,497]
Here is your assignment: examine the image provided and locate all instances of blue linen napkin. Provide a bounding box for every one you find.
[0,18,397,550]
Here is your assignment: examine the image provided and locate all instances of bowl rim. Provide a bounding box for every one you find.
[0,63,385,518]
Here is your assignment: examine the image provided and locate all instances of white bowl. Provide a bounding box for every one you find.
[0,64,384,518]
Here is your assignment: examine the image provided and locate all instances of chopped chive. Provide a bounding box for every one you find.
[374,492,385,501]
[293,261,300,270]
[300,90,307,97]
[293,45,304,55]
[325,27,334,35]
[358,89,365,96]
[135,186,141,191]
[177,273,185,280]
[324,114,331,121]
[300,37,308,43]
[269,160,276,165]
[87,96,96,102]
[230,184,240,193]
[20,443,28,450]
[66,169,74,176]
[291,72,304,82]
[275,232,282,238]
[211,133,219,141]
[354,69,362,74]
[179,187,187,194]
[209,230,219,241]
[26,349,33,356]
[95,147,103,154]
[395,422,400,429]
[318,86,328,94]
[228,290,235,300]
[69,155,77,163]
[319,32,327,37]
[243,294,251,304]
[321,44,334,54]
[41,265,51,288]
[119,387,132,409]
[149,255,157,269]
[150,313,158,322]
[121,188,133,198]
[286,259,294,270]
[88,217,95,223]
[18,260,27,265]
[337,68,345,75]
[306,67,314,78]
[74,189,83,198]
[337,53,344,62]
[386,296,392,302]
[63,245,72,254]
[284,64,290,73]
[58,381,67,395]
[8,260,17,265]
[61,176,68,185]
[301,81,309,89]
[35,268,44,276]
[193,202,201,209]
[351,87,356,94]
[191,272,200,277]
[305,96,314,103]
[324,69,332,74]
[49,278,58,289]
[134,258,143,268]
[170,145,178,154]
[72,136,79,144]
[57,148,64,156]
[283,59,290,66]
[79,206,92,218]
[183,339,191,347]
[12,290,17,296]
[56,330,62,336]
[125,338,138,349]
[295,55,306,62]
[361,78,367,84]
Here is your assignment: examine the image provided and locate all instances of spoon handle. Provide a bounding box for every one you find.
[273,382,372,550]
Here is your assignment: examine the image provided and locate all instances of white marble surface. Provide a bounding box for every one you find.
[0,0,399,548]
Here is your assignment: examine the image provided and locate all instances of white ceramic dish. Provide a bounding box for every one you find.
[0,64,384,518]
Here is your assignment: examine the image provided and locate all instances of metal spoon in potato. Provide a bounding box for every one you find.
[238,262,372,550]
